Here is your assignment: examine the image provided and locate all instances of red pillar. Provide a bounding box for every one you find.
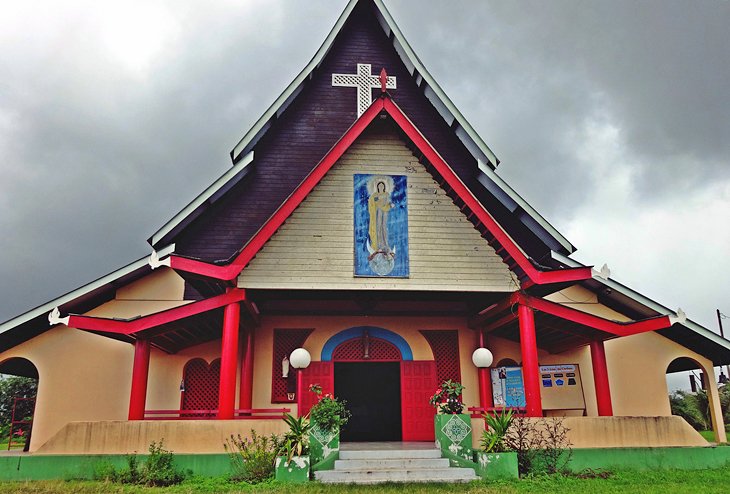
[590,339,614,416]
[218,301,240,419]
[518,304,543,417]
[478,330,493,410]
[128,338,150,420]
[238,327,255,411]
[296,368,304,418]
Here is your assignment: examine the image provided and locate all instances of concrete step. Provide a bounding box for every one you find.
[339,448,442,460]
[334,457,450,470]
[315,467,478,484]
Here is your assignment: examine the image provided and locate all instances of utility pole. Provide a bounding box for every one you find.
[717,309,730,382]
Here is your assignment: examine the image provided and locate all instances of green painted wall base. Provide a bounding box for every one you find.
[568,446,730,472]
[2,446,729,482]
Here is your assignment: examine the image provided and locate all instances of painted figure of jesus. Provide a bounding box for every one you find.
[368,181,392,255]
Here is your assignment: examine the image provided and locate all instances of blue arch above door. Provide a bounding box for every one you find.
[321,326,413,361]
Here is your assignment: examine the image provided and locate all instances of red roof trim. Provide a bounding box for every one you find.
[165,94,591,286]
[67,288,246,335]
[514,292,672,337]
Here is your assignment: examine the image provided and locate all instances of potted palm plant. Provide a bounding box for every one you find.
[275,413,311,482]
[475,408,519,479]
[308,384,351,471]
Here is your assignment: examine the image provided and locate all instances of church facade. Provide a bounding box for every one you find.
[2,0,728,454]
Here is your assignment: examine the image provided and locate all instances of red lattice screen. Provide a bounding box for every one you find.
[420,330,461,385]
[272,328,314,403]
[181,358,221,414]
[332,337,401,361]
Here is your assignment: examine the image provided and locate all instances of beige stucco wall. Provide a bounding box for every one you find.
[0,267,191,451]
[0,327,133,451]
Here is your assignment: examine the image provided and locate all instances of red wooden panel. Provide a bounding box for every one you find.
[299,361,334,416]
[332,337,401,361]
[420,330,461,385]
[271,329,314,403]
[400,360,437,441]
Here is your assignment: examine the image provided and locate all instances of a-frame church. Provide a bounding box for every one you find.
[2,0,728,454]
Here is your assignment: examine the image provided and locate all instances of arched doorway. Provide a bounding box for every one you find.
[332,335,403,441]
[665,357,726,443]
[181,358,221,416]
[0,357,39,451]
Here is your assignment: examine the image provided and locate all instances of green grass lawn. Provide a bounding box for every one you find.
[2,468,730,494]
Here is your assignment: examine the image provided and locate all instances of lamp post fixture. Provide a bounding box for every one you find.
[290,348,312,417]
[472,347,494,411]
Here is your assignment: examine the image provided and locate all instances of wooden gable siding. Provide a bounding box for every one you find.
[237,122,515,292]
[173,1,547,265]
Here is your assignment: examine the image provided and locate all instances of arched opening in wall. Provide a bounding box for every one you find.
[181,358,221,417]
[665,357,724,440]
[495,358,518,367]
[0,357,39,451]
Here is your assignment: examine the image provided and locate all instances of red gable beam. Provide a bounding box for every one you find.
[475,291,673,338]
[163,94,591,287]
[67,288,246,335]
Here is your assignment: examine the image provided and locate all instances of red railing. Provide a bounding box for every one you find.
[143,408,290,420]
[8,397,35,450]
[468,406,527,419]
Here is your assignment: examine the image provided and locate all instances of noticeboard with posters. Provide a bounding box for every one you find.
[491,364,586,412]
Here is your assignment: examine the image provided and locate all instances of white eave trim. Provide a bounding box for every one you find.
[149,151,254,247]
[230,0,360,161]
[478,160,575,254]
[550,251,730,351]
[0,244,176,335]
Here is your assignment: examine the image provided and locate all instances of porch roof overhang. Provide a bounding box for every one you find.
[470,292,674,354]
[58,289,257,354]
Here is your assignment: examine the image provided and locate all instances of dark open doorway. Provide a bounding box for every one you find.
[334,362,401,441]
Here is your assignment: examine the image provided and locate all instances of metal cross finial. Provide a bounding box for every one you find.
[332,63,397,117]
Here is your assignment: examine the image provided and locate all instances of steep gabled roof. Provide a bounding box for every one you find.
[156,93,591,287]
[148,0,574,258]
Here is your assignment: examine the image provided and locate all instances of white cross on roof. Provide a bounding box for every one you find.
[331,63,396,117]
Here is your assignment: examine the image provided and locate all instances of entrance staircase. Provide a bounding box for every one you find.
[314,442,477,484]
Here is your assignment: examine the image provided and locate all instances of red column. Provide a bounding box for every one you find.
[218,301,240,419]
[478,330,493,410]
[590,339,613,416]
[518,304,543,417]
[238,327,255,411]
[296,368,304,418]
[128,338,150,420]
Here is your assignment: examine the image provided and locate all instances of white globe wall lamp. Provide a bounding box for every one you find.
[472,347,494,368]
[290,348,312,417]
[472,347,494,411]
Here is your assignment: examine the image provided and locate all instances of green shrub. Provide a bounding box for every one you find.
[225,430,282,483]
[92,439,186,486]
[142,440,187,486]
[308,384,351,433]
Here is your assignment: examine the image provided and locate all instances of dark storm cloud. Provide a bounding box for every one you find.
[1,0,728,330]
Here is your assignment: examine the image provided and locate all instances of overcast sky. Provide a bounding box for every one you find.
[1,0,729,359]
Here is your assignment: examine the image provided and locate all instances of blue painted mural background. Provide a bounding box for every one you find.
[353,174,409,277]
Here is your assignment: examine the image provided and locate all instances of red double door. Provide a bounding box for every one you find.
[300,360,436,441]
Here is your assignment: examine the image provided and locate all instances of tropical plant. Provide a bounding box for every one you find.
[91,439,187,486]
[429,380,465,414]
[481,408,514,452]
[308,384,351,433]
[224,430,282,483]
[280,413,310,462]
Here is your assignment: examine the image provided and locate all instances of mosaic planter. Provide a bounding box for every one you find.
[309,422,340,471]
[274,456,310,483]
[434,414,473,462]
[474,451,519,480]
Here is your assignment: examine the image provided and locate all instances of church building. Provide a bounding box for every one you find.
[1,0,728,454]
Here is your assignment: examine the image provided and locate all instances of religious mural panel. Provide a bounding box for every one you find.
[353,174,409,277]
